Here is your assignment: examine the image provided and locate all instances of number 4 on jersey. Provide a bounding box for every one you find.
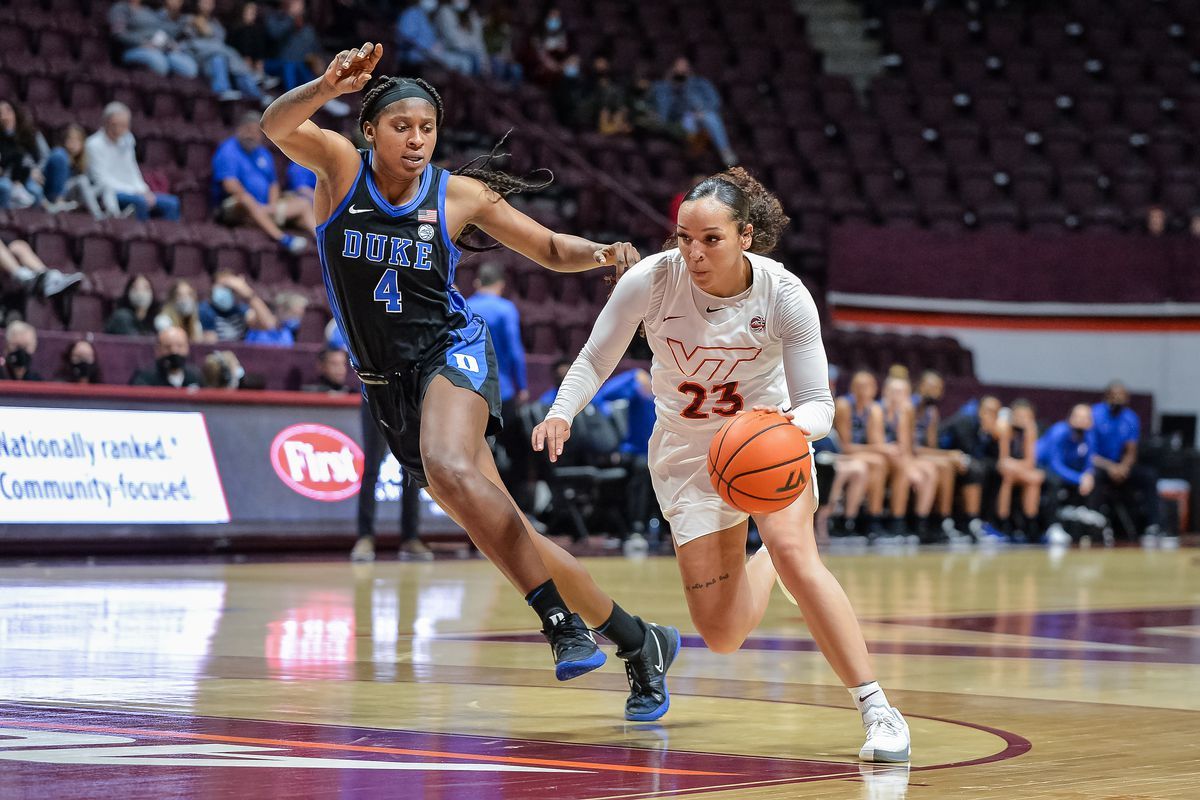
[373,268,403,312]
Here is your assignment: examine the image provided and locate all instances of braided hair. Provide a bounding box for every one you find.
[359,76,553,252]
[667,167,790,254]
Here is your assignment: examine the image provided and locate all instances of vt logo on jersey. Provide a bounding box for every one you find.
[667,338,761,382]
[341,230,433,271]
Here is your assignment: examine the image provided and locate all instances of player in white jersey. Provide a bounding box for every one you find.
[533,169,910,762]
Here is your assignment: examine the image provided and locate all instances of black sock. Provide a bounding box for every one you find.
[595,602,647,656]
[525,579,569,629]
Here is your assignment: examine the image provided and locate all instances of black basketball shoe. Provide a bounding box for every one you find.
[543,611,607,680]
[621,620,681,721]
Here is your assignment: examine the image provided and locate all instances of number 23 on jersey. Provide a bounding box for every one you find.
[679,381,744,419]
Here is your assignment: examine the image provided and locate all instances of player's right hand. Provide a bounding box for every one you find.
[532,417,571,463]
[323,42,383,95]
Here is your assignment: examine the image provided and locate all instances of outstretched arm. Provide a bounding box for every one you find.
[449,175,640,275]
[532,261,655,460]
[260,42,381,180]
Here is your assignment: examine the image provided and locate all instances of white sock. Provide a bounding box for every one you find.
[849,680,890,715]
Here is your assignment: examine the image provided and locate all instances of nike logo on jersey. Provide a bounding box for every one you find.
[348,205,372,215]
[706,306,725,313]
[663,315,685,321]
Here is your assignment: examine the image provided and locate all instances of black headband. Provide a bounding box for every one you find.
[367,81,438,122]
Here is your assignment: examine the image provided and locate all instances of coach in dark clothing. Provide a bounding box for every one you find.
[130,326,202,388]
[1088,381,1161,538]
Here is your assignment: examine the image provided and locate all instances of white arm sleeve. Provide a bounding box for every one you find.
[774,277,834,441]
[546,260,658,423]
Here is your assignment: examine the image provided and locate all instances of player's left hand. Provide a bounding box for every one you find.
[594,241,639,278]
[749,405,810,436]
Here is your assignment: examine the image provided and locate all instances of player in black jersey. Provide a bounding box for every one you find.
[261,42,678,720]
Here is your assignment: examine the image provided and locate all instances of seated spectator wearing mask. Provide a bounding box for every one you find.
[130,326,202,388]
[105,274,159,336]
[199,270,275,342]
[156,279,205,342]
[1037,402,1096,504]
[244,291,307,347]
[2,320,42,381]
[303,346,350,393]
[652,57,738,166]
[212,113,311,252]
[1089,381,1162,541]
[57,338,103,384]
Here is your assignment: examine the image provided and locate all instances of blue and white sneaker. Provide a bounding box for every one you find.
[622,621,680,721]
[543,611,606,681]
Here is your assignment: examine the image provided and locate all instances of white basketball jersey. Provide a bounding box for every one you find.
[642,250,798,435]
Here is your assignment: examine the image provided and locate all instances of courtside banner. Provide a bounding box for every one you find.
[0,406,229,524]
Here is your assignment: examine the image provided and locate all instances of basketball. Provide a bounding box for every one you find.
[707,410,811,515]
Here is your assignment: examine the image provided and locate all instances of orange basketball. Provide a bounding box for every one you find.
[707,410,811,514]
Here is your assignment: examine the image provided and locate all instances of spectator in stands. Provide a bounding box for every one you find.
[436,0,489,77]
[0,100,55,210]
[201,350,246,390]
[553,55,589,129]
[265,0,350,116]
[212,112,311,253]
[1089,381,1162,541]
[539,357,572,405]
[833,370,892,535]
[107,0,199,79]
[155,279,205,342]
[941,394,1000,538]
[994,399,1044,539]
[286,161,317,206]
[244,290,307,347]
[593,367,659,538]
[0,236,82,318]
[199,270,275,343]
[1037,403,1095,542]
[46,123,116,218]
[815,365,882,538]
[105,274,160,337]
[1146,204,1168,237]
[525,6,571,85]
[629,72,681,142]
[1190,210,1200,239]
[653,58,738,167]
[395,0,450,73]
[912,369,977,540]
[182,0,266,103]
[86,103,181,222]
[580,57,632,136]
[131,326,202,388]
[1,320,42,381]
[303,346,350,393]
[876,375,939,540]
[227,2,278,89]
[470,264,531,508]
[483,5,522,84]
[57,339,103,385]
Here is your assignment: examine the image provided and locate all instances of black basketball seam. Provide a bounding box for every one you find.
[714,420,791,477]
[727,483,805,504]
[727,450,811,484]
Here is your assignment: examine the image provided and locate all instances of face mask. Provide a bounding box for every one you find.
[283,318,301,333]
[70,361,95,381]
[921,395,937,407]
[1108,402,1126,414]
[545,16,561,32]
[1071,426,1087,437]
[160,353,186,373]
[452,0,469,11]
[130,289,153,311]
[211,286,235,312]
[6,347,31,371]
[175,298,197,317]
[563,63,580,78]
[420,0,438,12]
[673,71,687,83]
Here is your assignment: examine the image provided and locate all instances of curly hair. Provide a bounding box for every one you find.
[358,76,553,252]
[667,167,790,254]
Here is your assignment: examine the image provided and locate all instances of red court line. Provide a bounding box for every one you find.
[0,718,731,777]
[831,307,1200,332]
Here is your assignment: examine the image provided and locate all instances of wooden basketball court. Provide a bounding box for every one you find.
[1,546,1197,798]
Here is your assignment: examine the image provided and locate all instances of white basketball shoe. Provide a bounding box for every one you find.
[860,705,911,763]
